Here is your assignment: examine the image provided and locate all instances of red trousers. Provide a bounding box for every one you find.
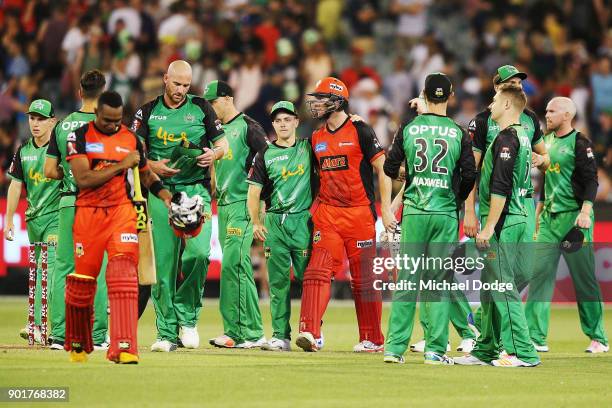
[299,203,383,344]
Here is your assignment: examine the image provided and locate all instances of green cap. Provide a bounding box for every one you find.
[270,101,297,118]
[26,99,54,118]
[495,65,527,84]
[203,80,233,101]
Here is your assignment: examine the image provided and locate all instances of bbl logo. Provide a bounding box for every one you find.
[264,247,271,258]
[313,231,321,243]
[184,113,195,123]
[75,243,85,257]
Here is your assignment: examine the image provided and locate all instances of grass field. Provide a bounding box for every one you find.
[0,296,611,407]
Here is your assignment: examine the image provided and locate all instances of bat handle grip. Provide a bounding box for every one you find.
[133,166,144,201]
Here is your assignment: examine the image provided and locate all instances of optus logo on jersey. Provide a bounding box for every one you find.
[156,126,187,145]
[266,155,289,165]
[61,120,88,131]
[408,125,459,138]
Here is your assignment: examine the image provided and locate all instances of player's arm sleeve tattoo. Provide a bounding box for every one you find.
[383,125,406,179]
[7,144,24,181]
[46,124,60,158]
[246,148,269,188]
[573,133,598,204]
[469,112,488,153]
[458,127,477,201]
[526,109,544,148]
[245,118,268,172]
[355,121,384,163]
[490,128,519,197]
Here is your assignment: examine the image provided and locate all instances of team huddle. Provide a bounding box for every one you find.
[4,59,608,366]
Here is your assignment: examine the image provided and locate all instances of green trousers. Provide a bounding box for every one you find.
[25,211,58,328]
[471,215,539,364]
[50,202,108,344]
[525,209,608,346]
[218,200,263,343]
[385,212,458,356]
[150,184,212,343]
[263,211,312,340]
[471,197,536,332]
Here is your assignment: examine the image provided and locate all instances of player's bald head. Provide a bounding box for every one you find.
[545,96,577,132]
[547,97,576,120]
[164,60,192,105]
[167,60,192,78]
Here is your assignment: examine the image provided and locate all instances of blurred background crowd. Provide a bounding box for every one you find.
[0,0,611,200]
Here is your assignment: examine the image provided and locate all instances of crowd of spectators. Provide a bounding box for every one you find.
[0,0,611,200]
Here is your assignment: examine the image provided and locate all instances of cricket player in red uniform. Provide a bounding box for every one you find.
[64,91,172,364]
[296,77,395,352]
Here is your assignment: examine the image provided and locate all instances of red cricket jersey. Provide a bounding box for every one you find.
[311,117,384,211]
[67,122,148,208]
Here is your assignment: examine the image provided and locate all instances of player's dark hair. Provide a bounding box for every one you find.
[424,94,449,104]
[80,70,106,99]
[97,91,123,109]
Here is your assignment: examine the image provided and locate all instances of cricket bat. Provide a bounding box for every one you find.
[133,166,157,285]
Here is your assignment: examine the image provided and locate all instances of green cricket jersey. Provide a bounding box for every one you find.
[215,113,268,206]
[8,138,61,220]
[246,138,315,213]
[384,113,477,214]
[540,129,598,213]
[469,108,543,195]
[131,94,224,187]
[479,124,531,217]
[47,111,95,208]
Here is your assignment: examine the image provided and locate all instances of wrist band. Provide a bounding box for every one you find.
[149,180,164,198]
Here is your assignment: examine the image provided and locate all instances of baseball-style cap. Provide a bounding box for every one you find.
[560,226,585,253]
[495,65,528,84]
[203,80,234,101]
[308,77,349,100]
[26,99,54,118]
[270,101,297,118]
[424,72,452,101]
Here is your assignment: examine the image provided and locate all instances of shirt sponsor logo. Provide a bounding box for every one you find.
[227,227,242,236]
[338,142,353,147]
[408,125,458,138]
[151,115,167,121]
[320,155,348,171]
[500,147,511,161]
[120,233,138,243]
[281,165,305,180]
[116,146,130,153]
[86,143,104,153]
[22,155,37,161]
[266,155,289,165]
[62,121,88,131]
[315,142,328,152]
[356,239,373,248]
[28,168,51,186]
[75,243,84,257]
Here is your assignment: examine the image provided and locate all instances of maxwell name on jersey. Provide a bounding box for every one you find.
[412,175,449,189]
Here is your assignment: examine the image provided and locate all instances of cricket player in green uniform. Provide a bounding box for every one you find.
[131,61,227,352]
[525,97,608,353]
[4,99,60,344]
[462,65,549,332]
[44,70,109,350]
[382,73,477,365]
[246,101,315,351]
[455,85,540,367]
[204,80,269,348]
